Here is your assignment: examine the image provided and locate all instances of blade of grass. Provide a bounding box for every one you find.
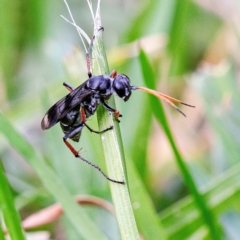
[160,162,240,239]
[0,112,107,240]
[124,0,163,41]
[167,1,222,76]
[125,94,166,238]
[126,155,167,239]
[164,185,240,239]
[130,97,152,182]
[167,0,191,76]
[0,218,5,240]
[0,163,25,240]
[92,31,140,240]
[0,0,47,100]
[89,8,139,240]
[138,49,222,239]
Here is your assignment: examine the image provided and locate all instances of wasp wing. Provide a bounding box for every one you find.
[41,82,93,130]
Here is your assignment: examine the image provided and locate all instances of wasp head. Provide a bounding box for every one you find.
[113,74,133,101]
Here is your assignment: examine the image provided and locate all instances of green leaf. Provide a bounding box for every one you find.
[0,221,5,240]
[0,163,25,240]
[160,163,240,239]
[92,27,140,239]
[0,0,47,99]
[138,49,222,239]
[130,99,152,182]
[0,112,107,240]
[168,1,222,76]
[127,155,167,239]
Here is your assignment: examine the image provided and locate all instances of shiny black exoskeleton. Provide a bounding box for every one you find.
[41,68,194,186]
[41,70,138,185]
[41,29,194,184]
[83,73,133,116]
[41,71,136,142]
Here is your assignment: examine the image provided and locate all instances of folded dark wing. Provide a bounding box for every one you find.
[41,83,92,130]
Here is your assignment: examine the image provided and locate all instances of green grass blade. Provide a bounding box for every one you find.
[130,98,152,182]
[0,0,47,100]
[160,163,240,238]
[0,112,107,240]
[138,49,222,239]
[167,1,222,76]
[92,28,139,240]
[127,155,167,239]
[0,164,25,240]
[125,92,166,238]
[0,219,5,240]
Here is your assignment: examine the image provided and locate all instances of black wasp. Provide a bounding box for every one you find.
[41,32,195,184]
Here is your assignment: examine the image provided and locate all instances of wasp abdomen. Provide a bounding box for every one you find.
[60,105,82,142]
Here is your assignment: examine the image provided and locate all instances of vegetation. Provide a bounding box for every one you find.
[0,0,240,239]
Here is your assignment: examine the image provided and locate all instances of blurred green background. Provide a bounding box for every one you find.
[1,0,240,239]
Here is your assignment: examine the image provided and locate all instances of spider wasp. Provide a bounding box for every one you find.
[41,29,194,184]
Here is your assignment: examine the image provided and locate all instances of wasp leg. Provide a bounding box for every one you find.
[80,107,113,133]
[63,124,85,156]
[85,123,113,134]
[101,100,122,122]
[63,124,124,184]
[86,27,104,78]
[86,34,95,78]
[62,87,112,131]
[63,82,75,92]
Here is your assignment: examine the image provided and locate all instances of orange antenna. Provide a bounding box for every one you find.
[135,86,195,117]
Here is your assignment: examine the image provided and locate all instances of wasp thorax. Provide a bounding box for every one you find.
[113,74,132,101]
[86,75,112,97]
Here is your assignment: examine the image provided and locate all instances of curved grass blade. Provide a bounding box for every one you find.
[92,29,140,240]
[89,2,139,235]
[0,112,107,240]
[0,221,5,240]
[127,155,167,239]
[138,49,222,239]
[0,163,25,240]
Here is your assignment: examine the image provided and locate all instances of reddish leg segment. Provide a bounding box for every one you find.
[63,138,124,184]
[62,83,122,184]
[62,123,123,184]
[101,99,122,122]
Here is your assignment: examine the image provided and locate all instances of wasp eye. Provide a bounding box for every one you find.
[113,74,132,101]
